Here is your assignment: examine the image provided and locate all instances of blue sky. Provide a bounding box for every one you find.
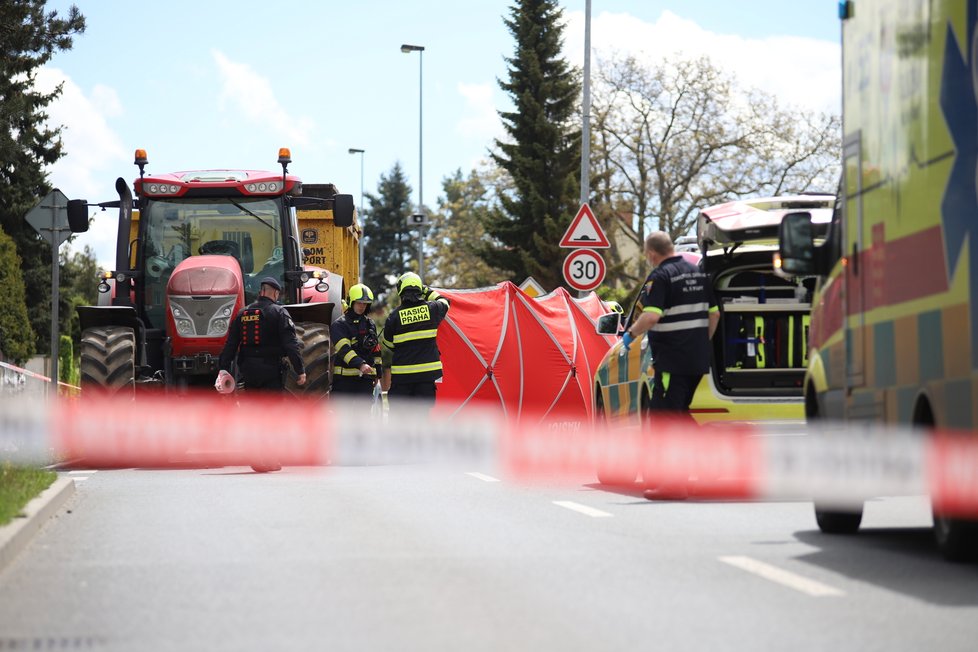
[39,1,841,268]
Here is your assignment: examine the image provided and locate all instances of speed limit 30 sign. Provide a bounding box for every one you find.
[562,248,606,292]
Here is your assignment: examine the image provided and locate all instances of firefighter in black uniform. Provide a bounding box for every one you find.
[218,277,307,392]
[381,272,450,409]
[330,283,382,396]
[622,232,719,500]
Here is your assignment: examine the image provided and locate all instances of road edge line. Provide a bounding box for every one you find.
[0,477,75,574]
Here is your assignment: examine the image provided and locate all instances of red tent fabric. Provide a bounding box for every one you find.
[436,283,616,424]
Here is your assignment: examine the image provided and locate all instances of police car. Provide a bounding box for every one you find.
[593,195,834,484]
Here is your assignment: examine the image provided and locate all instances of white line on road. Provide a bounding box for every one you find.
[67,470,97,475]
[553,501,613,518]
[719,556,844,597]
[466,472,500,483]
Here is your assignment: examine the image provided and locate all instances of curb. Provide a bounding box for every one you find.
[0,476,75,573]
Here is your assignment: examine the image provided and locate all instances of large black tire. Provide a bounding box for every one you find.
[814,505,863,534]
[79,326,136,397]
[595,387,638,485]
[933,512,978,562]
[284,322,331,398]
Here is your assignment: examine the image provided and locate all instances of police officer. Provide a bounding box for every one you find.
[330,283,382,396]
[381,272,450,409]
[218,276,307,392]
[622,232,719,500]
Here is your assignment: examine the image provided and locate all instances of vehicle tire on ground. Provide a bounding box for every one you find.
[79,326,136,397]
[814,504,863,534]
[285,322,331,398]
[932,512,978,562]
[595,387,639,485]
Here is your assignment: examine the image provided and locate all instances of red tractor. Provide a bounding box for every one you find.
[66,148,354,397]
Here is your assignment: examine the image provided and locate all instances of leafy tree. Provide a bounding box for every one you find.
[0,228,35,363]
[0,1,85,354]
[60,243,99,345]
[427,168,507,289]
[480,0,581,291]
[361,163,416,301]
[592,54,840,285]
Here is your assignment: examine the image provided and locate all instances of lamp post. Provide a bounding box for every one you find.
[400,43,425,278]
[348,147,365,281]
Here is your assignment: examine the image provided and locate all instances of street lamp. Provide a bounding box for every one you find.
[348,147,365,281]
[400,43,426,278]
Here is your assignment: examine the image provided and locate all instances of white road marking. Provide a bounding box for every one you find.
[71,476,90,481]
[719,556,844,597]
[553,501,613,518]
[466,472,500,483]
[67,470,97,475]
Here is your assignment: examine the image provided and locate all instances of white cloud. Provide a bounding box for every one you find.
[212,49,315,146]
[456,82,502,140]
[36,67,129,269]
[563,10,841,115]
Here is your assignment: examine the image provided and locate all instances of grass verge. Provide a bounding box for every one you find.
[0,463,57,527]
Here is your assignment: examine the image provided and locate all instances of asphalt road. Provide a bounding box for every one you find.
[0,463,976,651]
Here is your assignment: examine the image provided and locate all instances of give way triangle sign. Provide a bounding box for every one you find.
[559,202,609,248]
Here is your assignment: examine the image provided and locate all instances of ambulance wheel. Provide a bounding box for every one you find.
[80,326,136,398]
[285,322,331,398]
[814,504,863,534]
[595,388,638,485]
[933,513,978,562]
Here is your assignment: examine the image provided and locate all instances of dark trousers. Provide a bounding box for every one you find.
[331,374,376,396]
[649,368,702,413]
[240,358,283,391]
[388,380,437,409]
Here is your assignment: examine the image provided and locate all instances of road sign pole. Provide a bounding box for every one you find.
[26,190,73,397]
[48,205,60,396]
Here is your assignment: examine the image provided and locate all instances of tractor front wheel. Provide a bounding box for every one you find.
[285,322,331,398]
[79,326,136,398]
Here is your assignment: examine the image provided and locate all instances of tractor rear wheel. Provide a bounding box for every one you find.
[79,326,136,397]
[285,322,331,398]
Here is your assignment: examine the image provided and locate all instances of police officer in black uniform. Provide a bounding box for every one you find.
[219,276,307,392]
[381,272,450,409]
[622,232,719,500]
[330,283,382,396]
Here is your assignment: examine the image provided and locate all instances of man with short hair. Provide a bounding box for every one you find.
[218,277,306,473]
[622,232,720,499]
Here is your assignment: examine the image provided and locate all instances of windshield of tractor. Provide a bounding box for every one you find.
[140,197,287,330]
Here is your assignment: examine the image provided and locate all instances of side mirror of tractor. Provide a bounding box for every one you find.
[67,199,90,233]
[333,194,355,228]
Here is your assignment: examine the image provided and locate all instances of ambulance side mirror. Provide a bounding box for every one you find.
[779,212,816,276]
[596,312,620,335]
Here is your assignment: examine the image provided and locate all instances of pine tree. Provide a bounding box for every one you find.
[361,163,416,301]
[0,228,36,363]
[0,1,85,355]
[480,0,581,291]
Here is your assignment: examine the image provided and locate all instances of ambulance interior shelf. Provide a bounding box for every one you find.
[710,273,812,398]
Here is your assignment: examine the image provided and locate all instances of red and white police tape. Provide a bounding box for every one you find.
[1,391,977,517]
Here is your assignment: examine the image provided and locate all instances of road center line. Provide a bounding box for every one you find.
[553,501,613,518]
[719,556,844,597]
[466,472,500,483]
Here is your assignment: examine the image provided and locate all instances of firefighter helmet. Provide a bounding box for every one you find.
[348,283,374,304]
[396,272,423,296]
